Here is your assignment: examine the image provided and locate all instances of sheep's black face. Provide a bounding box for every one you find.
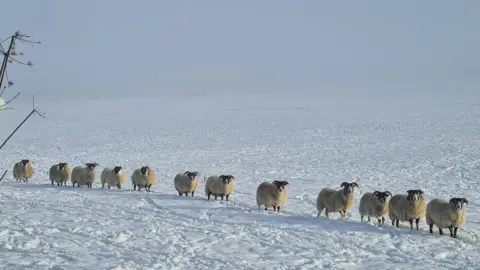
[85,163,98,170]
[406,189,424,202]
[273,180,289,192]
[113,166,122,174]
[58,162,68,170]
[373,191,392,204]
[341,182,358,195]
[140,166,149,175]
[450,197,468,211]
[21,159,30,166]
[184,171,199,181]
[220,174,234,184]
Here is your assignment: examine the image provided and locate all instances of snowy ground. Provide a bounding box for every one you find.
[0,93,479,269]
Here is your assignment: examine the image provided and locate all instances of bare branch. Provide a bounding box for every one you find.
[7,56,33,66]
[0,92,20,109]
[0,170,7,182]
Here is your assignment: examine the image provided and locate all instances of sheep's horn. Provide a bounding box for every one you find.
[416,189,424,195]
[463,198,469,204]
[282,181,289,185]
[385,191,392,197]
[373,191,380,196]
[340,182,348,187]
[350,182,358,187]
[184,171,191,175]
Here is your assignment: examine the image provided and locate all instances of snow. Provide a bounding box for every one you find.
[0,93,480,269]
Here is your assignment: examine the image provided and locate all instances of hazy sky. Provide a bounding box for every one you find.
[1,0,479,100]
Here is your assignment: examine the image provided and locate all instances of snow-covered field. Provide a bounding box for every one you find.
[0,93,479,269]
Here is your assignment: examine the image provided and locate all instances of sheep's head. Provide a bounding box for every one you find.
[219,174,234,184]
[449,197,468,212]
[21,159,30,166]
[406,189,424,202]
[272,180,289,192]
[184,171,199,180]
[373,191,392,204]
[140,166,150,175]
[85,162,98,171]
[113,166,123,174]
[58,162,68,170]
[341,182,358,195]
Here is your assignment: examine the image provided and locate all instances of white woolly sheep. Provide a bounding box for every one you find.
[49,162,71,186]
[101,166,127,189]
[426,197,468,238]
[359,191,392,226]
[71,163,98,188]
[131,166,155,191]
[205,174,235,201]
[256,180,289,212]
[13,159,33,182]
[316,182,359,218]
[388,189,426,231]
[174,171,199,196]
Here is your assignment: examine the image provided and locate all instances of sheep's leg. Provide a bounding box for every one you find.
[184,192,188,196]
[220,194,224,200]
[325,209,329,218]
[134,184,137,191]
[453,227,458,238]
[191,191,194,197]
[448,226,454,237]
[277,206,280,212]
[178,192,182,196]
[273,206,277,211]
[117,183,121,189]
[439,228,444,235]
[51,180,54,186]
[148,184,152,191]
[214,194,218,200]
[395,219,399,228]
[408,219,414,230]
[377,218,383,227]
[428,224,433,234]
[207,192,211,200]
[381,217,385,226]
[360,215,363,222]
[226,194,229,201]
[264,207,268,211]
[367,216,371,222]
[108,185,111,189]
[415,218,420,231]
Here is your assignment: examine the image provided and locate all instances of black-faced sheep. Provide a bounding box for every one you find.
[13,159,33,182]
[426,197,468,238]
[316,182,359,218]
[71,163,98,188]
[256,180,289,212]
[49,162,70,186]
[205,174,235,201]
[358,191,392,226]
[174,171,199,196]
[388,189,426,231]
[131,166,155,191]
[101,166,127,189]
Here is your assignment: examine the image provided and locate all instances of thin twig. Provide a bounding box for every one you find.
[7,56,32,66]
[0,109,37,150]
[0,92,20,109]
[0,170,7,182]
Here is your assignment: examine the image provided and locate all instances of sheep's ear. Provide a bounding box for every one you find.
[282,181,289,186]
[340,182,348,188]
[192,171,199,176]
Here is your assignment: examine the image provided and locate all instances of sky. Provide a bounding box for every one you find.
[1,0,479,101]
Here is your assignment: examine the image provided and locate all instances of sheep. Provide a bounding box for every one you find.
[316,182,359,218]
[174,171,199,196]
[359,190,392,226]
[426,197,468,238]
[101,166,127,189]
[205,174,235,201]
[131,166,155,191]
[71,163,98,188]
[256,180,289,212]
[49,162,71,186]
[13,159,33,182]
[388,189,426,231]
